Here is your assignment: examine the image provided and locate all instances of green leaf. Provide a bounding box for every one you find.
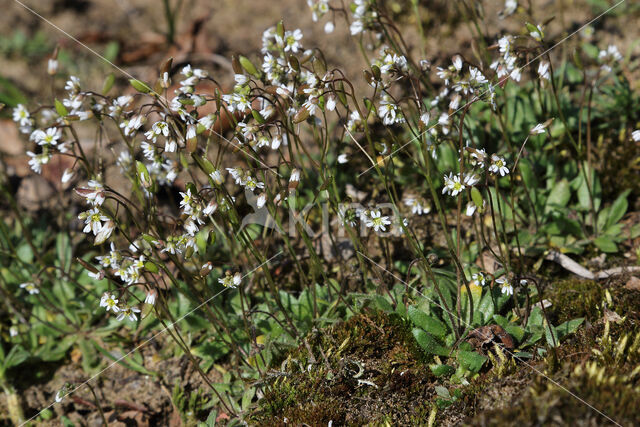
[55,99,68,117]
[239,55,260,78]
[408,306,447,338]
[434,385,450,399]
[56,233,72,273]
[545,179,571,214]
[374,295,393,312]
[556,318,584,339]
[130,79,152,94]
[470,187,483,211]
[412,328,449,356]
[457,350,487,373]
[3,345,29,369]
[92,340,157,376]
[102,73,115,94]
[430,364,455,377]
[544,321,559,348]
[593,236,617,253]
[605,190,629,231]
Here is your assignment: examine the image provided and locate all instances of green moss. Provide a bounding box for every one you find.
[251,311,437,424]
[546,279,604,324]
[461,278,640,426]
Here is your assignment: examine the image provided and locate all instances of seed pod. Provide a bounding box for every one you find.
[130,79,152,94]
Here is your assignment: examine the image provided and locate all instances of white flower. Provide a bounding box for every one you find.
[80,208,109,235]
[61,168,75,184]
[496,277,513,295]
[503,0,517,16]
[308,0,329,21]
[337,153,349,164]
[530,123,547,135]
[464,173,480,187]
[31,127,61,146]
[465,201,477,217]
[121,115,145,136]
[365,210,391,232]
[280,29,303,53]
[48,58,58,75]
[419,113,430,128]
[243,175,264,192]
[13,104,31,127]
[632,130,640,142]
[324,21,335,33]
[20,282,39,295]
[442,172,466,197]
[529,24,544,41]
[65,76,81,93]
[203,199,218,215]
[489,154,509,176]
[145,121,170,141]
[26,151,49,174]
[537,60,550,80]
[145,290,157,305]
[94,220,115,245]
[116,306,141,322]
[256,193,267,208]
[452,55,463,71]
[199,114,216,130]
[209,169,223,185]
[471,272,486,287]
[179,188,195,214]
[219,272,242,288]
[378,96,404,126]
[100,292,120,313]
[165,140,177,152]
[404,197,429,215]
[350,19,364,35]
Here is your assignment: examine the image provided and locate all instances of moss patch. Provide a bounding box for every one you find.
[460,276,640,426]
[251,310,437,424]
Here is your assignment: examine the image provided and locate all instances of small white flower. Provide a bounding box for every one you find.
[471,272,487,287]
[48,58,58,75]
[337,153,349,164]
[203,199,218,215]
[116,306,141,322]
[209,169,223,185]
[378,96,404,126]
[100,292,120,313]
[94,220,115,245]
[503,0,517,15]
[631,130,640,142]
[365,210,391,232]
[442,172,466,197]
[465,201,477,217]
[489,154,509,176]
[145,290,157,305]
[13,104,31,127]
[219,272,242,288]
[61,168,75,184]
[80,207,108,235]
[256,193,267,208]
[496,277,514,295]
[324,21,335,34]
[404,197,429,215]
[530,123,547,135]
[26,151,49,174]
[65,76,81,93]
[20,282,39,295]
[537,60,550,80]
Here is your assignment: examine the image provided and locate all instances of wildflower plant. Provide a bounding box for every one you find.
[9,0,640,421]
